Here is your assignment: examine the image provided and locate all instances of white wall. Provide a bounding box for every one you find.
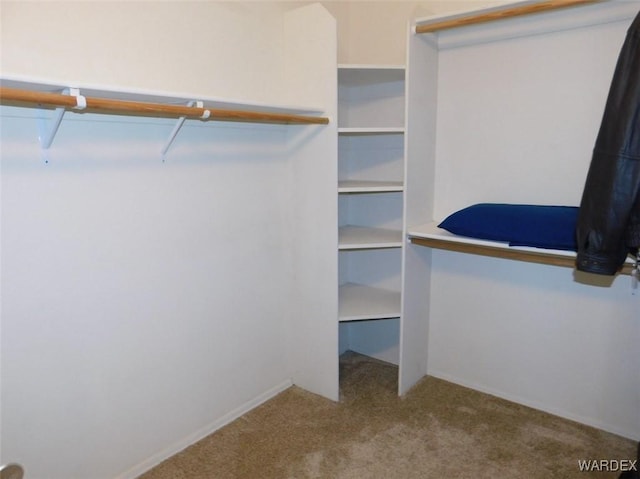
[0,2,335,478]
[323,1,503,65]
[433,14,626,213]
[0,2,288,105]
[1,111,294,479]
[428,4,640,440]
[430,252,640,439]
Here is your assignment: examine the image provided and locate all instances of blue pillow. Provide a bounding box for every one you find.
[437,203,579,251]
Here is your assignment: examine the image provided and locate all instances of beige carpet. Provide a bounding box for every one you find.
[139,351,636,478]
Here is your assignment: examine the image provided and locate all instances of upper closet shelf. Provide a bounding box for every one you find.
[411,0,640,49]
[413,0,598,34]
[338,65,405,85]
[0,77,328,121]
[0,80,329,124]
[408,222,634,275]
[0,76,329,154]
[338,64,405,69]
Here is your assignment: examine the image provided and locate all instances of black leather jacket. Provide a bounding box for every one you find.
[576,10,640,275]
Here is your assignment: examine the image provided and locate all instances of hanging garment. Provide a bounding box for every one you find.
[576,10,640,275]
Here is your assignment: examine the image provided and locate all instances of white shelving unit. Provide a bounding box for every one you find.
[337,64,406,364]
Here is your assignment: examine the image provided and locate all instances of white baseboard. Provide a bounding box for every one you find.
[427,370,639,442]
[115,379,293,479]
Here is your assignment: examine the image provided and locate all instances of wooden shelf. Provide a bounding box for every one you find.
[338,180,404,193]
[339,226,403,250]
[408,222,634,275]
[338,283,401,322]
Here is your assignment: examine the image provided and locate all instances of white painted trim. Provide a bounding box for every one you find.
[427,370,639,441]
[114,379,293,479]
[420,0,640,50]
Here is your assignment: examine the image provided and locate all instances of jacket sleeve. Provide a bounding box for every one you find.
[576,11,640,275]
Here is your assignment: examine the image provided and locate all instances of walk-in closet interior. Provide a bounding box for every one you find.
[1,1,639,477]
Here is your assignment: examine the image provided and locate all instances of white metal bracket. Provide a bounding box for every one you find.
[37,87,86,163]
[161,100,209,159]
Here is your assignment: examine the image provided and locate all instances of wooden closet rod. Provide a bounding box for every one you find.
[414,0,599,34]
[0,87,329,125]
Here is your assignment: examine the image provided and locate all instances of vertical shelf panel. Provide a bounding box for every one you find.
[398,29,439,395]
[285,4,339,401]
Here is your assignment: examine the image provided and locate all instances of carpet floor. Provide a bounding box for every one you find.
[139,351,636,478]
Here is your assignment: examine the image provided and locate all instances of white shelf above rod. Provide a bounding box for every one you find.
[414,0,600,34]
[0,85,330,159]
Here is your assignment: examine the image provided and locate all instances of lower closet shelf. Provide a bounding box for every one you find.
[408,222,635,274]
[339,283,401,322]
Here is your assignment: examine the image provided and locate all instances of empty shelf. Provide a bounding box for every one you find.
[339,283,402,321]
[339,226,403,249]
[338,127,405,135]
[338,180,404,193]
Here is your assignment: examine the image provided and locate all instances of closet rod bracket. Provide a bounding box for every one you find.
[162,100,210,159]
[37,87,86,162]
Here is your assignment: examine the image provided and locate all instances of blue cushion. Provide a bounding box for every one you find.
[437,203,579,251]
